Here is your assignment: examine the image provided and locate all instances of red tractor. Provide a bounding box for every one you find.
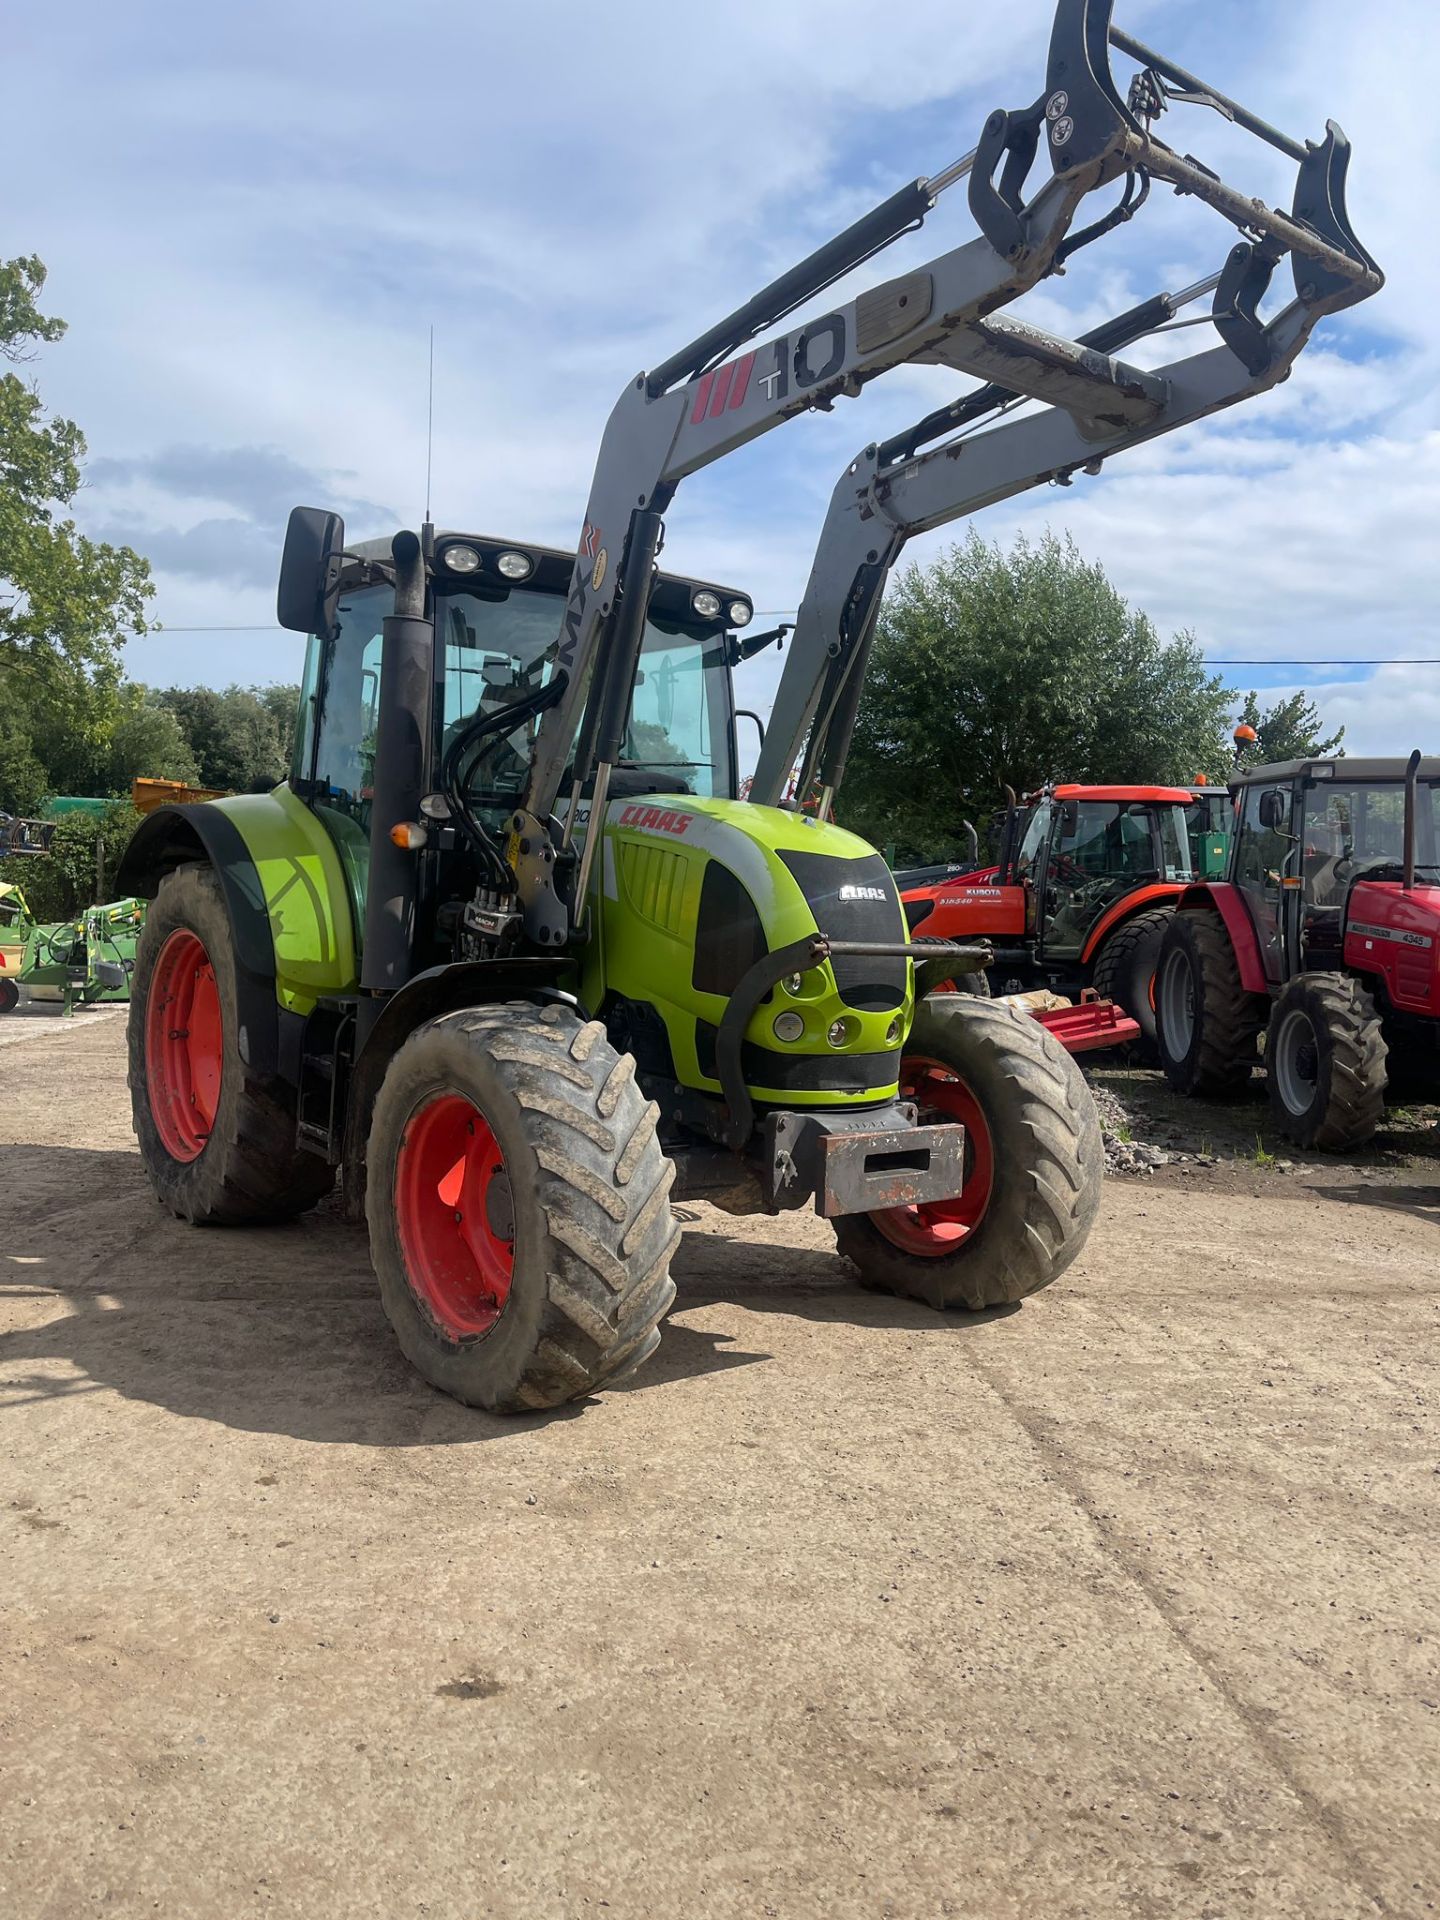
[1155,752,1440,1149]
[899,784,1203,1054]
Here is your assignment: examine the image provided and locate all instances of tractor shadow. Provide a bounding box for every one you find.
[1312,1184,1440,1230]
[0,1148,1009,1445]
[665,1209,1023,1331]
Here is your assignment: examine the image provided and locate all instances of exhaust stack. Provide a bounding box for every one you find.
[1403,749,1422,893]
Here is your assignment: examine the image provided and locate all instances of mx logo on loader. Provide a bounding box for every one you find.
[556,523,605,674]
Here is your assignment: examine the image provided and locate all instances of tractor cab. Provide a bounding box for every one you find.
[286,529,754,968]
[908,786,1194,961]
[1226,757,1440,1005]
[1008,787,1194,959]
[1184,784,1233,880]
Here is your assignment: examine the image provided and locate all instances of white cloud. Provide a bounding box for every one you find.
[3,0,1433,750]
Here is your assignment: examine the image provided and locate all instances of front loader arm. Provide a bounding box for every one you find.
[509,0,1380,949]
[752,267,1361,808]
[516,156,1116,899]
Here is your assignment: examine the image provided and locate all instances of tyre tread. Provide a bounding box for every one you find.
[367,1000,677,1411]
[1267,971,1387,1151]
[1159,908,1265,1096]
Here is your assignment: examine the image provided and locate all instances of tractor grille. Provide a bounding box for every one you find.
[618,839,688,937]
[778,849,908,1012]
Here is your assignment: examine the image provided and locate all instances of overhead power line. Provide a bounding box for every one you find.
[138,625,1439,668]
[1204,659,1440,667]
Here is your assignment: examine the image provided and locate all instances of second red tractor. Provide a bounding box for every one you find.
[899,784,1227,1054]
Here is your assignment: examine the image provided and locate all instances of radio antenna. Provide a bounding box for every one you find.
[424,324,435,527]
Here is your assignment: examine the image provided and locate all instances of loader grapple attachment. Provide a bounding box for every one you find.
[514,0,1381,951]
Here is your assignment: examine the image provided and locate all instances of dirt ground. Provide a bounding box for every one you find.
[1,1011,1436,1920]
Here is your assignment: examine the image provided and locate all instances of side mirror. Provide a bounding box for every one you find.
[1057,799,1080,837]
[277,506,346,636]
[1258,789,1286,830]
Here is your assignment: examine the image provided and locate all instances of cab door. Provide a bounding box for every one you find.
[1233,781,1297,983]
[1004,803,1052,938]
[1036,799,1156,961]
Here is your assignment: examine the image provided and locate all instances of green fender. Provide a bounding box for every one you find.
[119,786,360,1017]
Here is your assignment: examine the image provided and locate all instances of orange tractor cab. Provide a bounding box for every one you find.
[900,784,1201,1053]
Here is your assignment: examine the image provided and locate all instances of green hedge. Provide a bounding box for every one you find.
[0,801,141,923]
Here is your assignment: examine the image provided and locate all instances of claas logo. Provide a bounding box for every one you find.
[618,804,693,836]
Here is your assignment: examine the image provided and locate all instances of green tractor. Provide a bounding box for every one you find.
[6,897,146,1016]
[116,2,1378,1409]
[120,528,1103,1409]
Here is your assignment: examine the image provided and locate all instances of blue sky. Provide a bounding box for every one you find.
[6,0,1437,758]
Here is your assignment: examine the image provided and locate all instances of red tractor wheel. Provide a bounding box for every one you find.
[1266,972,1387,1151]
[834,998,1103,1310]
[870,1057,995,1257]
[145,929,223,1162]
[393,1092,515,1340]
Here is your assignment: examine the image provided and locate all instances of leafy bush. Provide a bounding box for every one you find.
[0,800,140,922]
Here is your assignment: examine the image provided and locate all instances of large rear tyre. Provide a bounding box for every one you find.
[128,865,334,1225]
[1156,908,1265,1096]
[1266,972,1387,1151]
[834,998,1103,1310]
[366,1001,678,1412]
[0,978,18,1016]
[1091,906,1171,1062]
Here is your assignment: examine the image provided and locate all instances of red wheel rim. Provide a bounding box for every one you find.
[394,1094,514,1339]
[145,929,223,1163]
[873,1054,995,1257]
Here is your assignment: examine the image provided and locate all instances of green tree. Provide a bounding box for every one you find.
[843,531,1235,863]
[0,257,153,764]
[98,686,200,792]
[155,684,290,790]
[0,702,48,815]
[254,682,302,771]
[0,799,140,921]
[1235,688,1344,768]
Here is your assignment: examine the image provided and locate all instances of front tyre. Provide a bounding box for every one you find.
[1266,972,1387,1150]
[0,978,18,1015]
[834,998,1103,1310]
[366,1001,679,1412]
[128,865,334,1225]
